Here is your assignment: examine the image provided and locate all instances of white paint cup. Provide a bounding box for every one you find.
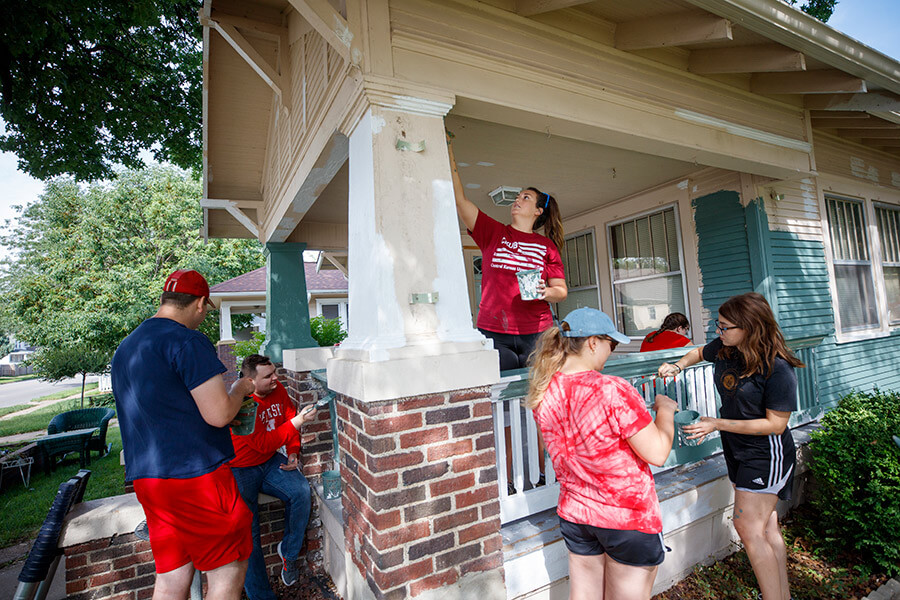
[516,269,542,301]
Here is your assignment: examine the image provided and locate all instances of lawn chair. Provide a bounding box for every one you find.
[14,469,92,600]
[47,407,115,458]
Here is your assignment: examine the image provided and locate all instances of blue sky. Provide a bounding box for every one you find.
[1,1,899,238]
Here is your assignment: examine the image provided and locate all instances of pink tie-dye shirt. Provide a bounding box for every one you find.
[534,370,662,534]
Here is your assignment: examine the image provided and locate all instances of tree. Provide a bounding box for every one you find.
[0,166,264,363]
[784,0,837,22]
[28,344,111,407]
[0,0,202,180]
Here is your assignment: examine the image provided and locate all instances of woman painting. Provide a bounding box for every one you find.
[448,137,567,370]
[529,308,677,600]
[658,292,802,600]
[639,312,691,352]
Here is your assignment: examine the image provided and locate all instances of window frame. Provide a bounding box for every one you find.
[874,202,900,327]
[315,298,349,330]
[605,202,690,339]
[819,177,900,343]
[555,227,601,315]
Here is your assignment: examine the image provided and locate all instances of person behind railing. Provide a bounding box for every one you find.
[657,292,804,600]
[528,307,677,600]
[639,312,691,352]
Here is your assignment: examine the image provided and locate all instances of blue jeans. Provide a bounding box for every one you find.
[231,453,311,600]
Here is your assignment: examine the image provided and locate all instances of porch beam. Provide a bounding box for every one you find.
[812,118,900,129]
[615,12,732,51]
[209,10,286,41]
[285,0,361,66]
[203,17,288,108]
[689,44,805,74]
[808,110,870,119]
[864,139,900,147]
[515,0,593,16]
[751,70,866,95]
[805,91,900,112]
[869,111,900,127]
[200,198,260,238]
[834,129,900,139]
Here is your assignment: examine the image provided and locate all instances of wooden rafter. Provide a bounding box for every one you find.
[200,199,260,238]
[515,0,593,16]
[809,110,870,119]
[812,118,899,129]
[689,44,805,74]
[864,139,900,147]
[203,17,290,108]
[285,0,362,66]
[751,70,866,95]
[832,129,900,139]
[805,92,900,112]
[615,12,732,51]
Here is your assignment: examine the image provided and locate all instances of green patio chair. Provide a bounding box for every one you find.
[47,407,116,458]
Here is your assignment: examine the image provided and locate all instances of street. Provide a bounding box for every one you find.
[0,376,99,409]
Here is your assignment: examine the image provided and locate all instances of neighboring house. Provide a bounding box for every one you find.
[209,260,349,342]
[0,348,35,377]
[193,1,900,599]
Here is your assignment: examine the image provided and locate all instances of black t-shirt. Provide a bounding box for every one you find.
[702,337,797,460]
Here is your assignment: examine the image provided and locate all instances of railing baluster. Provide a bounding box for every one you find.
[493,393,509,500]
[510,397,525,494]
[526,408,540,486]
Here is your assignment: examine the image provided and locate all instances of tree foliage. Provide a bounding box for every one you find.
[0,0,203,180]
[784,0,837,22]
[28,343,111,406]
[0,166,264,358]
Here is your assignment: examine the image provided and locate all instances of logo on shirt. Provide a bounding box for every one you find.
[751,477,764,485]
[491,236,547,273]
[721,369,739,392]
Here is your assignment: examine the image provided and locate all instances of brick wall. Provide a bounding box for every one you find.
[336,386,504,600]
[280,367,334,479]
[64,534,155,600]
[217,342,238,388]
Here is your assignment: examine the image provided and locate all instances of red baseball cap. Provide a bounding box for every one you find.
[163,270,215,307]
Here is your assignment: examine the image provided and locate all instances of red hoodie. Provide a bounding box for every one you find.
[229,380,301,468]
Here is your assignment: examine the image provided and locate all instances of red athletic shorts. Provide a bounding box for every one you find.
[133,464,253,573]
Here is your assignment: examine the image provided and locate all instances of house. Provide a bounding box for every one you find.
[195,1,900,598]
[58,2,900,600]
[0,337,35,377]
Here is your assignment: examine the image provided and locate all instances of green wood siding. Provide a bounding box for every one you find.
[814,331,900,406]
[767,231,835,340]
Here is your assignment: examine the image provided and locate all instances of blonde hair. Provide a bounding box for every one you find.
[526,324,607,410]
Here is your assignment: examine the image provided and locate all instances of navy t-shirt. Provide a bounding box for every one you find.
[702,337,797,461]
[112,318,230,481]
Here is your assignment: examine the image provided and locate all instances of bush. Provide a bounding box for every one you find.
[310,316,347,347]
[808,389,900,575]
[233,331,265,364]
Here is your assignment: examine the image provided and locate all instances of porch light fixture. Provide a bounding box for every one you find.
[489,186,521,206]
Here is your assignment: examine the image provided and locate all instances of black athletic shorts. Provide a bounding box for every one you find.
[722,433,795,501]
[559,517,667,567]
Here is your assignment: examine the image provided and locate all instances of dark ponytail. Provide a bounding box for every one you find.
[645,312,690,344]
[529,187,564,249]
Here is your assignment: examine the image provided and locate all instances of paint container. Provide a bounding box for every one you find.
[516,269,543,301]
[231,400,258,436]
[322,469,342,500]
[674,410,701,447]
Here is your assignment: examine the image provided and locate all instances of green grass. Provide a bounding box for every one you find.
[0,374,40,385]
[0,405,30,418]
[0,426,127,547]
[30,382,100,404]
[0,390,106,438]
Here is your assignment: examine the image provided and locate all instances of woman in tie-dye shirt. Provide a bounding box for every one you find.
[528,307,677,600]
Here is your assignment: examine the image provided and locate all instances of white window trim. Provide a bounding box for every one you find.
[558,226,601,303]
[817,175,900,343]
[606,202,691,341]
[315,299,349,329]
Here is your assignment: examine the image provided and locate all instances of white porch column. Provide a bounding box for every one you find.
[328,96,499,401]
[219,301,234,342]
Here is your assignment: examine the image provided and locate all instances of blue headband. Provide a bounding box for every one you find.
[543,193,550,208]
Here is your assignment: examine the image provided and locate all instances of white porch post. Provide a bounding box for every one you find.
[327,96,499,401]
[219,301,234,342]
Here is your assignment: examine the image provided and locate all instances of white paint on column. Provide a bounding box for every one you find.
[340,109,407,360]
[220,302,234,341]
[431,178,488,344]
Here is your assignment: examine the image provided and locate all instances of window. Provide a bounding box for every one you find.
[608,207,686,337]
[876,203,900,324]
[316,300,349,329]
[557,230,600,316]
[825,196,879,332]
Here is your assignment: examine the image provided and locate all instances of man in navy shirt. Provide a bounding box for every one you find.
[112,270,255,600]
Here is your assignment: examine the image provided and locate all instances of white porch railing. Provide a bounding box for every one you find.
[492,355,722,525]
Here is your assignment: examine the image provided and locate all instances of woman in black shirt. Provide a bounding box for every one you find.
[657,292,803,600]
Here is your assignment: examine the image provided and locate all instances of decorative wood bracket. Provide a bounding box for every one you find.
[285,0,363,68]
[200,199,260,238]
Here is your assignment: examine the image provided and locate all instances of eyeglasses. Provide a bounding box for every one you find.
[715,319,740,332]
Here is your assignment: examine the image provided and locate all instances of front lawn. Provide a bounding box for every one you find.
[0,425,126,547]
[0,388,105,438]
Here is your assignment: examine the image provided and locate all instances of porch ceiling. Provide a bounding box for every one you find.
[301,115,699,227]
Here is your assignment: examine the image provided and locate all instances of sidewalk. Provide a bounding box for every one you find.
[0,542,66,600]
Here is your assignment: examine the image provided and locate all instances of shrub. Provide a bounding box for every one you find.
[310,316,347,347]
[233,331,265,364]
[808,388,900,575]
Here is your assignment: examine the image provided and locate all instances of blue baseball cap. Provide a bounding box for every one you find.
[560,307,631,345]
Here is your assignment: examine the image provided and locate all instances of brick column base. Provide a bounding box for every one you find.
[337,386,506,600]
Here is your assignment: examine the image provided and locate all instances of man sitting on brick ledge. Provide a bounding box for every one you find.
[230,354,317,600]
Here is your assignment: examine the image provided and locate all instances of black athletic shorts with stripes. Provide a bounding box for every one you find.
[722,430,795,501]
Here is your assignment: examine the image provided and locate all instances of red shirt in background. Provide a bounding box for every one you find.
[470,211,565,335]
[229,381,300,468]
[534,370,661,534]
[640,330,691,352]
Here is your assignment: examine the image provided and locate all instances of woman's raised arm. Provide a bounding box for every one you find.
[447,137,478,231]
